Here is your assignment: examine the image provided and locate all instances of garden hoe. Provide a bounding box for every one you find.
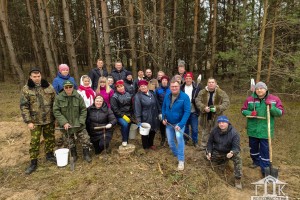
[165,121,194,143]
[56,126,79,171]
[264,105,279,178]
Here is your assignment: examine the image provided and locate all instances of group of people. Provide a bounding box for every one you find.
[20,59,284,190]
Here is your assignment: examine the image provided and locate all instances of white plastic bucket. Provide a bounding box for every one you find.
[139,123,151,136]
[54,148,69,167]
[129,124,138,139]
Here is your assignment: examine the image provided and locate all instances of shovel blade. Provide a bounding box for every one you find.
[264,166,279,178]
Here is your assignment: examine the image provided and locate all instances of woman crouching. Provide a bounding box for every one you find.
[86,95,117,154]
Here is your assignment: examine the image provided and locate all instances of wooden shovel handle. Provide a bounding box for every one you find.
[267,105,272,163]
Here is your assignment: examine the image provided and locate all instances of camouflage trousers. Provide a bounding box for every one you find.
[29,122,55,159]
[201,120,214,147]
[63,129,91,149]
[211,150,243,178]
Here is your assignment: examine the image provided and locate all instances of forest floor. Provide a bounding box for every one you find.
[0,82,299,200]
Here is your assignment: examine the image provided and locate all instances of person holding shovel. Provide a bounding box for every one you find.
[86,95,117,155]
[162,78,191,170]
[20,68,56,174]
[206,115,243,189]
[134,80,161,150]
[241,81,284,176]
[53,80,92,163]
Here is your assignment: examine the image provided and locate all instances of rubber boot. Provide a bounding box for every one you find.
[46,152,56,163]
[83,148,92,163]
[25,159,37,175]
[235,178,242,190]
[70,147,78,162]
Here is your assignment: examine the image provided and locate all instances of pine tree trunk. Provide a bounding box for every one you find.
[170,0,177,70]
[85,0,93,69]
[152,0,158,72]
[123,0,137,75]
[62,0,79,82]
[256,0,268,82]
[157,0,165,71]
[267,3,277,84]
[0,25,10,75]
[26,0,44,74]
[92,0,103,59]
[138,0,146,70]
[100,0,112,72]
[37,0,56,79]
[191,0,199,73]
[0,0,24,86]
[210,0,217,77]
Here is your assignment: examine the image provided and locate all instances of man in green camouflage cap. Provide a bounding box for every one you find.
[53,80,92,163]
[20,68,56,175]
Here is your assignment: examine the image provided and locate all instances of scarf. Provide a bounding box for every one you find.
[79,85,95,99]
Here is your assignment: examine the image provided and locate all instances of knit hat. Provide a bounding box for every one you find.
[59,64,69,73]
[217,115,229,123]
[184,72,193,79]
[29,67,41,75]
[115,80,124,86]
[63,80,74,87]
[94,95,104,101]
[125,71,132,77]
[255,82,268,90]
[138,80,148,87]
[161,75,169,82]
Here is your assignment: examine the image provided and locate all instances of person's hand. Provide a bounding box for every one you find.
[105,124,112,129]
[64,123,71,130]
[251,111,257,116]
[210,106,216,113]
[206,153,211,160]
[122,115,131,123]
[175,125,180,131]
[28,123,35,130]
[158,114,162,121]
[204,106,210,113]
[227,151,234,158]
[197,74,202,82]
[162,119,167,126]
[265,100,272,106]
[137,123,141,128]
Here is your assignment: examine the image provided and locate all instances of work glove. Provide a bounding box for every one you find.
[209,105,216,113]
[105,124,112,129]
[265,100,272,108]
[137,123,141,128]
[206,153,211,160]
[122,115,131,123]
[158,114,162,121]
[197,74,202,82]
[226,151,234,159]
[251,111,257,116]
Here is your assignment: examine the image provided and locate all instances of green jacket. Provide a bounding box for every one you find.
[53,90,87,134]
[241,92,284,139]
[20,79,56,125]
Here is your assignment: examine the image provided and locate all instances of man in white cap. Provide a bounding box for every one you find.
[241,81,284,176]
[206,115,242,189]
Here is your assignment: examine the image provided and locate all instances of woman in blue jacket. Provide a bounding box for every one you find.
[52,64,77,94]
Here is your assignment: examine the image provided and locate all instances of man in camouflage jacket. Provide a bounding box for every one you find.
[20,68,56,175]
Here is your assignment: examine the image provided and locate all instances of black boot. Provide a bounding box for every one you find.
[46,152,56,163]
[83,148,92,163]
[70,147,78,162]
[25,159,37,175]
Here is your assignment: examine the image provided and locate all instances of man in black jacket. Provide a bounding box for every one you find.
[206,115,243,189]
[88,59,108,90]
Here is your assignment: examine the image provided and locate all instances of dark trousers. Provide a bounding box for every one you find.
[141,130,156,149]
[92,133,112,154]
[249,137,269,173]
[159,122,166,141]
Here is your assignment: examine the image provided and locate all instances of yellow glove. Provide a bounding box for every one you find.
[122,115,131,123]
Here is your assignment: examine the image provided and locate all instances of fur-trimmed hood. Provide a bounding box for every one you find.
[27,78,50,88]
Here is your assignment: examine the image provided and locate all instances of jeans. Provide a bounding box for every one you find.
[117,118,130,142]
[249,137,269,173]
[166,124,185,161]
[184,112,199,144]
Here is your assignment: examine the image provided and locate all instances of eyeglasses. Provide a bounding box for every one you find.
[64,86,73,89]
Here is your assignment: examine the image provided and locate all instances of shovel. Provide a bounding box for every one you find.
[264,105,279,178]
[94,126,109,160]
[55,126,80,171]
[165,121,194,143]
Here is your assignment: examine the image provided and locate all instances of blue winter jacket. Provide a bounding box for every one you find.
[52,72,78,94]
[162,91,191,129]
[155,86,171,107]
